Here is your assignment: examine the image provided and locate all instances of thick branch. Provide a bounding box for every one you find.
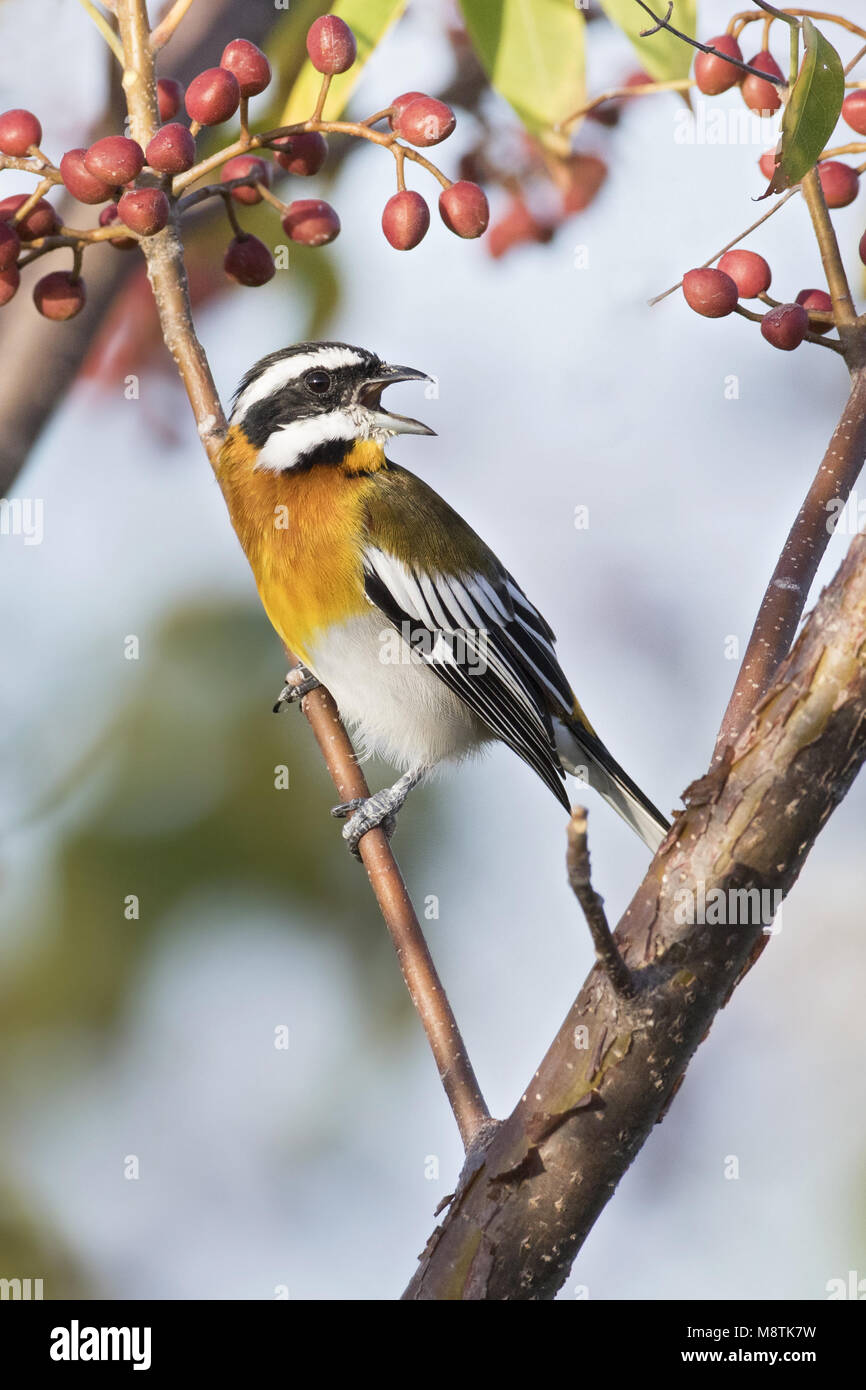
[715,365,866,758]
[405,526,866,1300]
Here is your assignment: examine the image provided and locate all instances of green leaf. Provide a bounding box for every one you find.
[278,0,408,127]
[767,18,845,195]
[459,0,585,155]
[599,0,697,83]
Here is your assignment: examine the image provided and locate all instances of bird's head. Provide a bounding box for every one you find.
[227,341,435,473]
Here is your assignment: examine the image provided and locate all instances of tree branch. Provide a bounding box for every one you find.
[405,523,866,1299]
[112,0,490,1151]
[715,365,866,759]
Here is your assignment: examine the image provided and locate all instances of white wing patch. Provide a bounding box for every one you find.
[362,547,574,807]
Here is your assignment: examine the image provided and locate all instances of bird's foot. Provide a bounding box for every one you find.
[331,771,421,859]
[273,664,320,713]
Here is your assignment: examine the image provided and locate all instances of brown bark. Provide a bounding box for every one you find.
[405,528,866,1299]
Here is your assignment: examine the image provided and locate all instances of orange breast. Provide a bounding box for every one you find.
[216,426,375,663]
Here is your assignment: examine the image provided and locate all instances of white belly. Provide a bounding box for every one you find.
[306,611,488,773]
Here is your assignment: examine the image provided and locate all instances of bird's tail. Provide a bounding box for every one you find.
[555,714,669,853]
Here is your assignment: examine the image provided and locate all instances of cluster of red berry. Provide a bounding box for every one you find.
[681,31,866,351]
[0,15,490,319]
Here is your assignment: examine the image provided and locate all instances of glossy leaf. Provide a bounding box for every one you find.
[459,0,585,154]
[278,0,407,127]
[599,0,697,82]
[766,18,844,195]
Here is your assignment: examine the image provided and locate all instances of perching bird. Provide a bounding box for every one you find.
[216,342,669,856]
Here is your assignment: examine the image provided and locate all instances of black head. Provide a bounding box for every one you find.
[229,341,435,470]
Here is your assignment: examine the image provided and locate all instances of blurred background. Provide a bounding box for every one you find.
[1,0,864,1300]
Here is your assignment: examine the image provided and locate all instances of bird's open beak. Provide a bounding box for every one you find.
[356,364,436,437]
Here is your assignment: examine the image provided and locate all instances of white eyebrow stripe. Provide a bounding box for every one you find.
[254,410,358,470]
[232,346,367,420]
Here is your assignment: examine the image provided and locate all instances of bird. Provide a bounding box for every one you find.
[216,341,669,857]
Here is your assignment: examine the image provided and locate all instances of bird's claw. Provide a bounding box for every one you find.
[331,795,397,859]
[273,665,320,713]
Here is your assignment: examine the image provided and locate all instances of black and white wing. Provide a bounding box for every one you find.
[363,546,574,808]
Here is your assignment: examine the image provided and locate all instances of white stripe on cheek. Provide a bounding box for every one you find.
[255,410,359,470]
[232,347,367,420]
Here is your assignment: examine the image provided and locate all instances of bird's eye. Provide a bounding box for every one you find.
[305,369,332,394]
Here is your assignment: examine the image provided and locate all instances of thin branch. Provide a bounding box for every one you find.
[633,1,788,86]
[559,78,692,133]
[799,166,859,339]
[149,0,195,52]
[76,0,124,63]
[649,188,798,306]
[566,809,636,999]
[112,0,491,1152]
[714,366,866,760]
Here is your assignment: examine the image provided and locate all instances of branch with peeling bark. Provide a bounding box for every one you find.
[405,525,866,1299]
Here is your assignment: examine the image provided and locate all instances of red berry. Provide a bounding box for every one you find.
[221,154,270,204]
[0,220,19,270]
[759,149,777,180]
[224,234,275,286]
[439,181,489,238]
[146,123,196,174]
[157,78,184,123]
[84,135,145,186]
[818,160,859,208]
[694,35,744,96]
[388,92,425,130]
[271,131,328,177]
[382,190,430,250]
[306,15,356,74]
[718,249,772,299]
[99,204,137,250]
[761,302,808,350]
[796,287,833,334]
[860,228,866,265]
[220,39,271,98]
[0,193,59,240]
[281,198,340,247]
[682,267,738,318]
[561,152,607,214]
[0,108,42,156]
[60,148,114,204]
[842,90,866,137]
[487,199,555,259]
[185,67,240,126]
[392,96,455,147]
[117,187,170,236]
[0,264,19,305]
[33,270,86,320]
[742,52,784,114]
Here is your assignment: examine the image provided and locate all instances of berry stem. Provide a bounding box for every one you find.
[559,78,692,132]
[730,9,866,45]
[238,94,249,145]
[733,301,843,352]
[0,155,62,181]
[361,106,396,127]
[394,144,406,193]
[312,73,332,124]
[10,177,54,225]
